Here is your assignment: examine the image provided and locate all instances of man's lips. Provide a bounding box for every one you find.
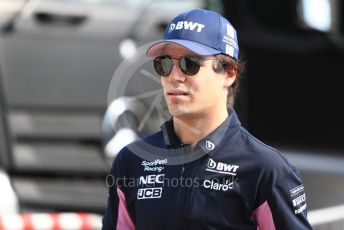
[167,89,190,96]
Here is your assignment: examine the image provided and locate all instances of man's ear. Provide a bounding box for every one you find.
[225,69,237,87]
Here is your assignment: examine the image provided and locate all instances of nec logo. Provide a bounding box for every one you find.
[206,158,239,176]
[137,188,162,199]
[168,21,205,33]
[139,174,164,185]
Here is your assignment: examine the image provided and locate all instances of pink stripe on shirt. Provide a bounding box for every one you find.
[116,188,135,230]
[251,201,276,230]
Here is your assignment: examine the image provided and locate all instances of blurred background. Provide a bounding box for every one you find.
[0,0,343,229]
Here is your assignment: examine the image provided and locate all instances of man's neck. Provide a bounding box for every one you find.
[173,109,229,147]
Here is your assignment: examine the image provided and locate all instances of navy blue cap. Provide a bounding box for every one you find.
[147,9,239,61]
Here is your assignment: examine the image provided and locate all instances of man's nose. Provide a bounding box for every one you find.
[168,60,186,82]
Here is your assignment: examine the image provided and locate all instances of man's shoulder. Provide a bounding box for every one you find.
[233,127,298,174]
[142,130,165,145]
[230,127,303,193]
[111,130,166,173]
[116,130,165,160]
[128,130,165,151]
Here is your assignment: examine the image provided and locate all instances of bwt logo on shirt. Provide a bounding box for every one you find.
[206,158,239,176]
[168,21,205,33]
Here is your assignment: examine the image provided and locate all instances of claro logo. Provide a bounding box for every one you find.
[206,159,239,176]
[203,179,234,191]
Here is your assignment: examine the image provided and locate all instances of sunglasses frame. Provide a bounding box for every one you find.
[153,55,216,77]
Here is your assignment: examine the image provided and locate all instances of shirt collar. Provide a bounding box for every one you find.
[196,113,232,155]
[160,109,241,156]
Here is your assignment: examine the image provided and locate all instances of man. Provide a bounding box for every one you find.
[102,9,312,229]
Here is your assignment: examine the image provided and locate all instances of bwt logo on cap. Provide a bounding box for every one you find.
[147,9,239,61]
[168,21,205,33]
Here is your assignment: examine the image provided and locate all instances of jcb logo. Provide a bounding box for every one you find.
[137,188,162,199]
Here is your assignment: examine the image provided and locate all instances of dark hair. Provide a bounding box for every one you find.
[214,54,246,108]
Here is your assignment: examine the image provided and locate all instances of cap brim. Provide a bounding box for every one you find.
[146,39,221,57]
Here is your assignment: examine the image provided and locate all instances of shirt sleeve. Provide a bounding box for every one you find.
[102,151,135,230]
[252,166,312,230]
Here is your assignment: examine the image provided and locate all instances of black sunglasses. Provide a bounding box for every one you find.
[153,55,215,77]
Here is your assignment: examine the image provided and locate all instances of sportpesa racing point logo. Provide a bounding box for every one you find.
[106,40,229,166]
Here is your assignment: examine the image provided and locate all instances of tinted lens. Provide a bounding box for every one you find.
[180,56,201,76]
[154,56,173,76]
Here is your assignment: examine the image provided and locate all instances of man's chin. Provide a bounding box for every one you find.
[168,106,193,117]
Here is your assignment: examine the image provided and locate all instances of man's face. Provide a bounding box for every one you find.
[159,44,235,118]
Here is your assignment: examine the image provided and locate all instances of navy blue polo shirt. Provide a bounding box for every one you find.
[102,110,312,230]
